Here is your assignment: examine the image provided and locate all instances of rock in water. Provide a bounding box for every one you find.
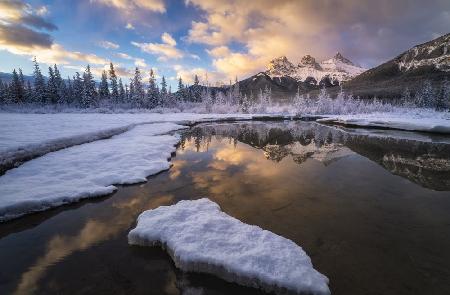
[128,198,330,295]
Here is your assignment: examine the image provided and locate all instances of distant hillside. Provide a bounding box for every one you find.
[0,72,35,84]
[342,33,450,99]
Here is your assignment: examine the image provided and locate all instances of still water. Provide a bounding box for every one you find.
[1,121,450,295]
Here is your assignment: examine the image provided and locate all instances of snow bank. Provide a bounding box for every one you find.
[318,111,450,134]
[0,113,262,173]
[128,198,330,295]
[0,123,186,222]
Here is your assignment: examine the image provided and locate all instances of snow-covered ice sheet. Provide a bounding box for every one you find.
[0,113,257,171]
[318,111,450,134]
[0,123,186,222]
[128,198,330,295]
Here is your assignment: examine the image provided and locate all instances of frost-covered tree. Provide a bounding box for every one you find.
[160,75,167,106]
[25,80,33,102]
[82,65,97,108]
[118,78,125,103]
[53,65,66,104]
[32,57,47,104]
[65,76,73,104]
[109,62,119,103]
[10,69,24,103]
[98,70,110,100]
[201,86,213,112]
[401,87,413,107]
[415,80,434,108]
[18,69,26,102]
[147,69,159,108]
[436,79,449,111]
[72,72,83,106]
[47,66,58,104]
[177,77,185,101]
[131,67,145,107]
[0,78,6,104]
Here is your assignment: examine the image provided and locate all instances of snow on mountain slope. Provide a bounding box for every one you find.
[266,53,366,85]
[397,33,450,72]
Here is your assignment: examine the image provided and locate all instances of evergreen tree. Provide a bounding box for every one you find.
[125,84,129,102]
[25,80,33,102]
[436,79,449,111]
[177,77,185,101]
[47,66,58,104]
[415,80,434,108]
[18,69,26,102]
[10,69,23,103]
[128,80,135,105]
[401,87,412,107]
[0,78,6,104]
[53,64,66,104]
[132,67,145,107]
[82,65,97,108]
[147,69,159,108]
[161,76,167,95]
[194,74,199,86]
[66,76,74,105]
[98,70,110,100]
[72,72,83,106]
[109,62,119,103]
[32,57,47,104]
[160,76,167,107]
[118,78,125,104]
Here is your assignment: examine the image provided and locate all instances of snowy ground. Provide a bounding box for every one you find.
[317,110,450,134]
[129,198,330,295]
[0,123,186,221]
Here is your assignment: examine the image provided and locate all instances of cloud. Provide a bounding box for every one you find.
[0,0,57,31]
[125,22,135,30]
[173,64,224,85]
[132,32,183,60]
[91,0,166,14]
[185,0,450,79]
[35,5,49,16]
[97,40,120,49]
[0,0,114,70]
[161,32,176,46]
[206,46,230,58]
[134,58,147,68]
[116,52,132,59]
[0,23,53,49]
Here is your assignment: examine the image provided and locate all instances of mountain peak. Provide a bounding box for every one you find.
[299,55,320,69]
[266,56,296,76]
[332,52,354,65]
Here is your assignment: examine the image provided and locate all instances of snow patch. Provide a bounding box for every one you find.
[0,123,186,222]
[318,112,450,134]
[128,198,330,295]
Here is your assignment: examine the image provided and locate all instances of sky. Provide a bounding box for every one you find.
[0,0,449,87]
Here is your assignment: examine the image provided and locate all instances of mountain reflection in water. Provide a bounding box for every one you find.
[181,121,450,191]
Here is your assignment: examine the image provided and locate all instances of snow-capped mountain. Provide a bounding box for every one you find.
[397,33,450,72]
[345,33,450,99]
[266,53,367,85]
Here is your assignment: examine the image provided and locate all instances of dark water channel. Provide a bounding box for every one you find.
[1,121,450,295]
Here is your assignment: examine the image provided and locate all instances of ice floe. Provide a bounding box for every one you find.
[128,198,330,295]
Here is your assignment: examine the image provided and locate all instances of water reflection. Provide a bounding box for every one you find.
[181,122,450,191]
[1,121,450,295]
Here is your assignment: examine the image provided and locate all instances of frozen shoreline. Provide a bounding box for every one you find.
[318,111,450,134]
